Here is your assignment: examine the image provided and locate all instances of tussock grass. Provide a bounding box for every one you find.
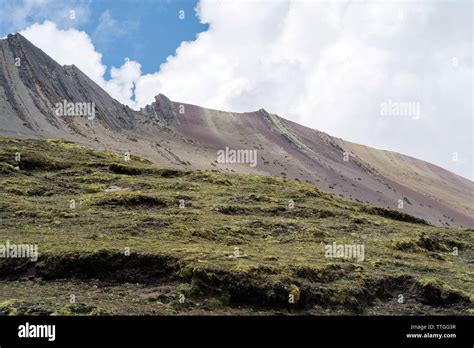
[0,136,471,315]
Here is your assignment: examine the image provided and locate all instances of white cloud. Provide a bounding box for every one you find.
[1,0,90,33]
[133,0,472,180]
[12,1,474,179]
[104,58,142,106]
[92,9,131,45]
[19,21,142,107]
[20,21,107,86]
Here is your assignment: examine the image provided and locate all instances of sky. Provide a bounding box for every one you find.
[0,0,472,180]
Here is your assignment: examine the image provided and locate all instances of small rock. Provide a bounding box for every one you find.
[104,185,128,192]
[228,254,249,259]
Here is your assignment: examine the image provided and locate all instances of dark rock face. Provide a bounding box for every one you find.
[0,34,472,227]
[142,93,178,125]
[0,33,136,136]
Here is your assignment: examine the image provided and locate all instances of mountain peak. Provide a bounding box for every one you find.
[0,32,137,133]
[154,93,172,103]
[5,32,33,48]
[6,32,26,40]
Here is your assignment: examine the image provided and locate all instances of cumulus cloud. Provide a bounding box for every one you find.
[12,1,474,179]
[104,58,142,106]
[134,0,472,179]
[19,21,142,107]
[20,21,107,85]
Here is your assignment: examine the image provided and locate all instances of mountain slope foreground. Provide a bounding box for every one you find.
[0,137,472,315]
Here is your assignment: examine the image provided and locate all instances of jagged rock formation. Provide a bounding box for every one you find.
[0,34,137,136]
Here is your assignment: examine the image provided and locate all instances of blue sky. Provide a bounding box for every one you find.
[0,0,208,77]
[85,0,208,77]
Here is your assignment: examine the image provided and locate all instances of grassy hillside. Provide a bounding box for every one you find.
[0,136,472,315]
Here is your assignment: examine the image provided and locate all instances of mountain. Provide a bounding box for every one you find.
[0,33,472,227]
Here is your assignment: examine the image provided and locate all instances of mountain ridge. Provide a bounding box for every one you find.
[0,33,472,227]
